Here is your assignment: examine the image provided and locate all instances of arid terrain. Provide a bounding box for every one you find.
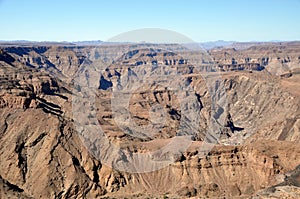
[0,41,300,198]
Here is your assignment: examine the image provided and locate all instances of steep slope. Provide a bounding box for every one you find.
[209,42,300,75]
[0,43,300,198]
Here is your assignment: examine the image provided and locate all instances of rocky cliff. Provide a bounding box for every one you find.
[209,42,300,75]
[0,42,300,198]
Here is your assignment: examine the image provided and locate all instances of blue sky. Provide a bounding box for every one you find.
[0,0,299,42]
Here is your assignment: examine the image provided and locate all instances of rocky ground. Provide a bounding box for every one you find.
[0,42,299,198]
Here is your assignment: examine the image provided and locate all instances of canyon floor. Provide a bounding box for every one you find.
[0,41,300,198]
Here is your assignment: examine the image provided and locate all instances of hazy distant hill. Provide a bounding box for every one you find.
[1,40,300,51]
[0,40,103,46]
[200,40,236,49]
[72,40,103,45]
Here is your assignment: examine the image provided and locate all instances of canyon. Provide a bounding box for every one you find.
[0,41,300,198]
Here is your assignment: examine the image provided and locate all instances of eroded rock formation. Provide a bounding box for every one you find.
[0,42,299,198]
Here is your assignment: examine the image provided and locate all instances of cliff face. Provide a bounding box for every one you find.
[209,43,300,75]
[0,108,299,198]
[96,47,300,144]
[0,43,300,198]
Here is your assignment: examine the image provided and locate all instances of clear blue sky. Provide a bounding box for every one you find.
[0,0,299,42]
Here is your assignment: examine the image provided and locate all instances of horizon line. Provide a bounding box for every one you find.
[1,39,300,44]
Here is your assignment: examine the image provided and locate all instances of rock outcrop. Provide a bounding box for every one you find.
[0,42,300,198]
[209,42,300,75]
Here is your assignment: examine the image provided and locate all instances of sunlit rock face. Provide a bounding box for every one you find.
[0,42,300,198]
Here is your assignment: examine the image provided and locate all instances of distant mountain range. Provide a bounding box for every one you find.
[199,40,236,49]
[0,40,299,50]
[0,40,231,48]
[0,40,104,46]
[72,40,103,45]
